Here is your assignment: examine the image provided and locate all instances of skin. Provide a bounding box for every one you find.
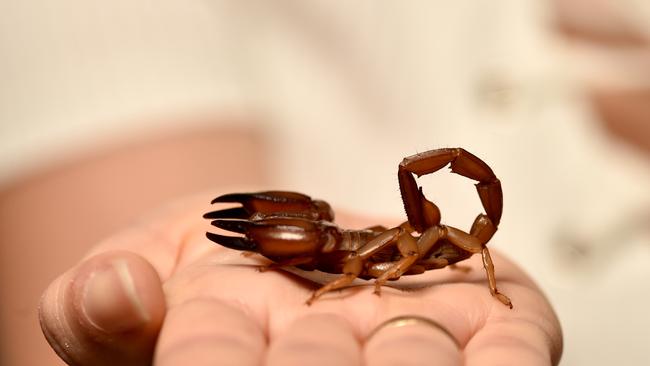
[39,194,563,366]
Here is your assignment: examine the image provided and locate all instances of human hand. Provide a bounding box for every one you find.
[39,194,563,366]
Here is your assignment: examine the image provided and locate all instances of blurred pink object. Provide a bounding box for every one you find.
[553,0,650,155]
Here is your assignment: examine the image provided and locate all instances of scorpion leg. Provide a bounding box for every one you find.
[371,225,445,293]
[366,262,427,277]
[442,225,484,254]
[306,228,402,304]
[416,258,449,270]
[448,263,472,273]
[306,253,363,305]
[441,225,512,308]
[258,256,314,272]
[372,232,420,295]
[355,228,403,258]
[481,247,513,308]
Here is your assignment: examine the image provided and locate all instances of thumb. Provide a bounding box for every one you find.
[39,250,166,366]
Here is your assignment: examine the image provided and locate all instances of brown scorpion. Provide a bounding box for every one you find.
[204,148,512,308]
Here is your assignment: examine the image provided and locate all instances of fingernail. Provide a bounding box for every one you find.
[81,260,150,333]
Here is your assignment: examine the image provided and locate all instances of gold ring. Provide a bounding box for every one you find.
[366,315,460,348]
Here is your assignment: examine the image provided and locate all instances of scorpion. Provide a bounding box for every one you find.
[204,148,512,308]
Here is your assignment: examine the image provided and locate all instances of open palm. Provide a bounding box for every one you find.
[40,195,562,366]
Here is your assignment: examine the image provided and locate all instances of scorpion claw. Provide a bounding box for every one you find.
[203,207,248,219]
[211,191,312,205]
[205,232,257,251]
[210,193,253,204]
[209,191,334,221]
[210,219,252,234]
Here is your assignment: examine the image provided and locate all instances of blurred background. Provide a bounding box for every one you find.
[1,1,649,365]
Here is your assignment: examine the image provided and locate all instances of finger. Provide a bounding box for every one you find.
[364,316,461,366]
[84,194,215,280]
[39,250,165,366]
[465,322,556,366]
[266,313,361,366]
[154,298,266,366]
[464,287,563,366]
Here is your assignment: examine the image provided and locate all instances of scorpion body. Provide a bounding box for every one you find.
[205,148,512,308]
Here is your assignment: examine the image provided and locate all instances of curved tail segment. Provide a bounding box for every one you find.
[398,148,503,233]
